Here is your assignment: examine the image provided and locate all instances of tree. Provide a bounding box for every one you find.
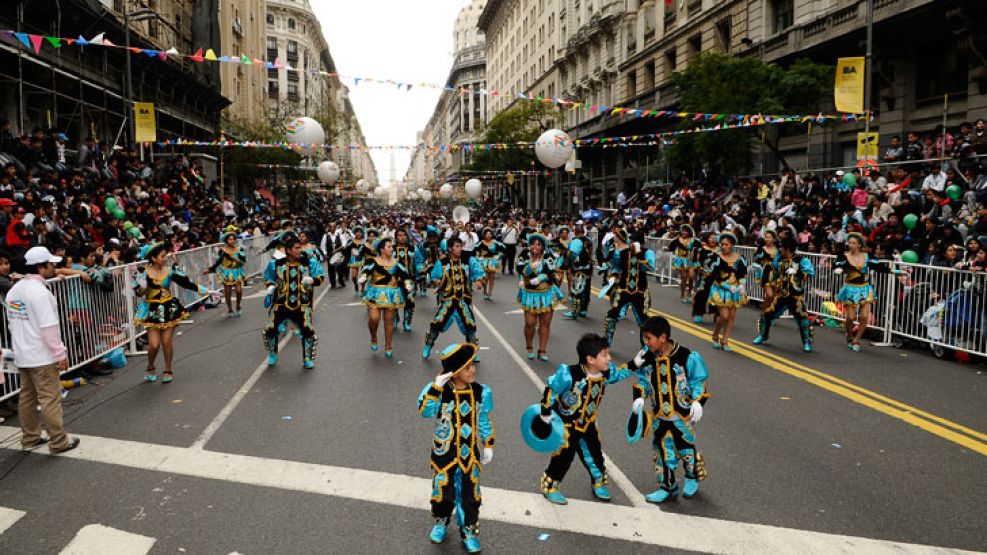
[467,101,561,172]
[668,52,834,178]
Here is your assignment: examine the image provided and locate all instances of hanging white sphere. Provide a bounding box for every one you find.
[439,183,454,198]
[421,190,433,202]
[285,117,325,156]
[408,192,419,201]
[464,178,482,199]
[373,186,385,199]
[417,187,425,195]
[534,128,574,169]
[317,161,340,185]
[355,179,370,193]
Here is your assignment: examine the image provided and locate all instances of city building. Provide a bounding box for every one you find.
[265,0,336,118]
[219,0,268,126]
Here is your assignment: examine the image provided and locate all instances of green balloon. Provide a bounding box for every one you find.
[946,184,962,200]
[105,197,118,209]
[842,173,857,186]
[902,213,918,230]
[112,208,126,220]
[900,250,919,264]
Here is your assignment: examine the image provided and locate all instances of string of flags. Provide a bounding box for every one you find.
[0,29,870,124]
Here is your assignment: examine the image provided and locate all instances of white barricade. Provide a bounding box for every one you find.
[0,235,274,402]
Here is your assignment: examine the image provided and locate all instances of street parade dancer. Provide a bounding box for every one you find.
[393,228,420,331]
[417,342,494,554]
[625,316,709,504]
[667,225,701,303]
[753,238,816,352]
[516,233,566,361]
[563,223,594,320]
[262,235,325,369]
[416,228,443,297]
[707,232,748,352]
[521,333,634,505]
[203,227,247,318]
[134,241,210,383]
[834,232,901,352]
[347,227,374,297]
[751,229,780,328]
[690,231,718,324]
[299,230,326,265]
[360,237,414,358]
[599,227,656,347]
[474,227,504,301]
[422,237,485,360]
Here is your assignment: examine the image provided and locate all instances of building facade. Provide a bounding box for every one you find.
[219,0,268,126]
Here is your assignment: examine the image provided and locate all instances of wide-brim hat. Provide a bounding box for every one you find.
[528,233,548,247]
[519,404,566,453]
[626,405,653,444]
[439,342,478,376]
[139,241,168,261]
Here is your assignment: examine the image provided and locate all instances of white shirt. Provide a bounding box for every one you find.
[922,172,946,192]
[501,226,519,245]
[6,275,62,368]
[459,231,478,251]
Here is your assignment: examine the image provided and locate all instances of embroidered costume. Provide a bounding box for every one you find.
[133,266,208,329]
[755,253,816,352]
[515,248,565,314]
[262,252,325,368]
[361,258,413,309]
[417,343,493,553]
[627,342,709,502]
[834,253,893,307]
[422,254,486,359]
[564,235,594,319]
[668,236,701,269]
[210,246,247,285]
[537,362,634,503]
[601,242,655,345]
[395,240,420,330]
[707,255,748,308]
[690,244,719,322]
[474,238,505,273]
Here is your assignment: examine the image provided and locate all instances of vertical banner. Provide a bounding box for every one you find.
[834,57,865,114]
[857,132,879,160]
[134,102,157,143]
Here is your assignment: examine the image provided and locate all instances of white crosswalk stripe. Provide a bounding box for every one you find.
[59,524,156,555]
[0,506,26,536]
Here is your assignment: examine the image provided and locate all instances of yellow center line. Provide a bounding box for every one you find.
[590,287,987,455]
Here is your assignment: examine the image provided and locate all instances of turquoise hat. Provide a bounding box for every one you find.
[519,404,566,454]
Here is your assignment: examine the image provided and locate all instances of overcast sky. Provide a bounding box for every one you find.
[313,0,472,185]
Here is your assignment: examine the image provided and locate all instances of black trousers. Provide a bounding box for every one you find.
[425,299,478,346]
[431,465,481,528]
[545,423,607,485]
[570,270,592,315]
[503,244,517,274]
[263,305,317,360]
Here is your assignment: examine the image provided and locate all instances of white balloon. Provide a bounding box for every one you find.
[534,128,574,169]
[285,117,326,157]
[373,186,385,199]
[439,183,454,198]
[408,192,419,201]
[317,161,340,185]
[417,187,425,195]
[356,179,370,193]
[465,178,482,199]
[421,190,433,202]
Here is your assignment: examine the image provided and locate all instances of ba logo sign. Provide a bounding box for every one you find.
[843,66,858,74]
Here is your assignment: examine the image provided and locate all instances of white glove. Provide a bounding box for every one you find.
[633,241,641,253]
[786,266,798,275]
[632,398,645,413]
[730,285,740,293]
[539,413,553,424]
[633,347,648,367]
[434,372,453,388]
[357,274,368,284]
[529,277,541,286]
[481,447,494,465]
[834,268,844,275]
[302,276,314,285]
[265,285,276,296]
[518,280,525,289]
[608,277,616,285]
[689,401,703,424]
[404,280,415,292]
[136,275,148,290]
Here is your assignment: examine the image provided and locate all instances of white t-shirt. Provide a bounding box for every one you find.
[6,276,61,368]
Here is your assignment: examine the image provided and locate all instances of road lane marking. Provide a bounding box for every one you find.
[0,506,25,535]
[59,524,155,555]
[2,429,976,555]
[646,305,987,456]
[191,285,332,451]
[474,306,649,509]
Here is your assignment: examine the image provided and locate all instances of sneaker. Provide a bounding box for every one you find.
[429,520,447,544]
[645,486,679,504]
[267,353,278,367]
[752,336,766,345]
[303,359,314,369]
[592,484,612,501]
[422,344,432,360]
[682,478,699,498]
[543,490,568,505]
[851,343,861,353]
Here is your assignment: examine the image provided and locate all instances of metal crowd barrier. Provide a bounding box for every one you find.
[0,235,274,402]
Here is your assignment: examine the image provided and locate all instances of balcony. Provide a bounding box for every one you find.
[286,50,299,63]
[267,48,278,61]
[232,18,244,37]
[644,29,655,43]
[627,40,637,55]
[687,0,701,17]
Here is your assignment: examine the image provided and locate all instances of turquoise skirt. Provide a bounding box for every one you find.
[517,286,565,314]
[363,285,405,309]
[837,284,874,306]
[673,256,697,269]
[217,267,245,285]
[477,257,502,272]
[708,283,747,308]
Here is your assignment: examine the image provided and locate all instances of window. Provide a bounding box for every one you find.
[717,18,732,52]
[287,83,299,97]
[287,40,298,54]
[288,18,296,30]
[266,14,274,26]
[267,37,277,51]
[644,61,656,91]
[687,34,702,60]
[267,68,278,79]
[268,80,279,95]
[626,71,637,98]
[914,47,968,103]
[772,0,794,34]
[664,48,677,76]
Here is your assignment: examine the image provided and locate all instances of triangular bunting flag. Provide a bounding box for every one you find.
[14,32,31,50]
[75,35,88,46]
[29,34,44,54]
[190,48,204,62]
[166,47,179,55]
[89,33,105,45]
[45,36,61,48]
[204,49,217,61]
[102,38,115,46]
[240,53,250,64]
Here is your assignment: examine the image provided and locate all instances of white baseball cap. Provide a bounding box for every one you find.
[24,246,62,265]
[836,170,845,176]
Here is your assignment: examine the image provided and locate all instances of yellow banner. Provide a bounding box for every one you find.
[835,57,865,114]
[134,102,157,143]
[857,132,879,161]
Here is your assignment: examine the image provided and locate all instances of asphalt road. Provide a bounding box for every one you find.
[0,270,984,554]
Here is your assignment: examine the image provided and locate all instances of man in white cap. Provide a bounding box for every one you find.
[5,246,79,453]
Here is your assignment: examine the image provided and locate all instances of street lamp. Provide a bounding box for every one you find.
[123,5,159,155]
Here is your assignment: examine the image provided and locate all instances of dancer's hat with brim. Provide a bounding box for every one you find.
[519,404,566,453]
[626,405,652,444]
[439,342,478,377]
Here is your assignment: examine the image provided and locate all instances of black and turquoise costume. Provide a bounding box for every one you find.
[394,241,420,329]
[834,253,893,307]
[474,238,505,273]
[209,246,247,286]
[262,253,325,365]
[515,248,565,313]
[707,255,748,308]
[361,258,413,309]
[423,254,486,356]
[755,254,816,350]
[601,245,655,345]
[133,266,208,329]
[565,235,594,318]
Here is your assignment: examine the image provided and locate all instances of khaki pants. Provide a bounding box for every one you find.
[18,363,69,452]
